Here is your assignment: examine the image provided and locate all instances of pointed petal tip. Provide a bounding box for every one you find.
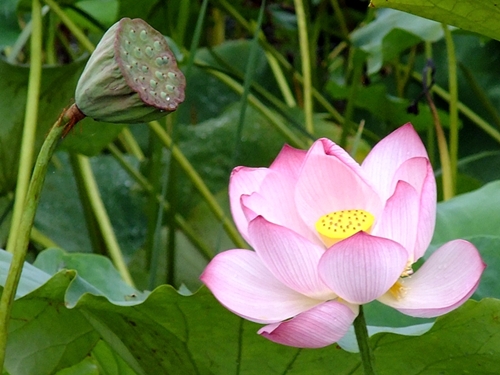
[378,239,485,318]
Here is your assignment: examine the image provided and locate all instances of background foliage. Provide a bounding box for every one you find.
[1,0,500,374]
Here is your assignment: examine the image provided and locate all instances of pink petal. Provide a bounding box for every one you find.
[318,138,367,176]
[362,123,429,201]
[318,232,408,304]
[377,240,486,318]
[295,140,383,234]
[229,167,271,242]
[373,180,419,261]
[400,159,436,260]
[241,172,319,244]
[201,250,321,323]
[258,301,358,348]
[248,216,335,299]
[269,144,307,179]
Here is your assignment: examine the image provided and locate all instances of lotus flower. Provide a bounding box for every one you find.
[201,124,485,348]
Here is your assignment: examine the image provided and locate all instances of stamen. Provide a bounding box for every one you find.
[315,209,374,247]
[401,261,414,277]
[389,280,407,300]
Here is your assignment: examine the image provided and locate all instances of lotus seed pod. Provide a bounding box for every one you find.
[75,18,186,123]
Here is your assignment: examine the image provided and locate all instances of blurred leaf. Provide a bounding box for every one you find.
[60,119,125,157]
[370,0,500,41]
[74,0,118,27]
[90,340,137,375]
[326,81,459,131]
[177,40,277,125]
[34,152,92,252]
[55,357,99,375]
[462,236,500,300]
[128,223,210,292]
[117,0,159,21]
[35,152,147,255]
[457,151,500,184]
[0,0,20,51]
[351,9,445,73]
[175,103,286,212]
[432,180,500,244]
[0,57,85,195]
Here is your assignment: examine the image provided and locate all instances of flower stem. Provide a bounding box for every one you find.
[294,0,314,136]
[6,0,43,254]
[0,103,84,370]
[70,154,135,287]
[353,305,376,375]
[148,120,248,249]
[443,23,458,195]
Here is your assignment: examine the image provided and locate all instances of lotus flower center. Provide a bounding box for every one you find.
[315,209,374,248]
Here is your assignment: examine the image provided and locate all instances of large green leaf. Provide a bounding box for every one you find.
[370,0,500,41]
[351,9,444,73]
[464,236,500,300]
[0,57,83,195]
[34,152,147,255]
[2,248,500,374]
[4,270,100,375]
[432,180,500,244]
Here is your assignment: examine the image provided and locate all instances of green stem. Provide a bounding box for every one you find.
[148,121,247,250]
[443,24,458,195]
[294,0,314,136]
[425,86,454,201]
[234,0,266,161]
[424,42,436,166]
[176,0,190,46]
[341,48,364,148]
[216,0,344,124]
[203,67,307,148]
[265,51,296,107]
[72,154,135,286]
[107,144,214,260]
[411,70,500,145]
[185,0,208,76]
[0,104,81,370]
[459,62,500,130]
[117,127,145,161]
[353,305,376,375]
[329,0,349,39]
[46,11,57,65]
[43,0,95,53]
[6,0,43,253]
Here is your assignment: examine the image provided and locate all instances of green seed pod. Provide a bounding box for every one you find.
[75,18,186,123]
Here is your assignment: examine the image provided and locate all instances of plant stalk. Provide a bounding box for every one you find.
[294,0,314,136]
[353,305,376,375]
[0,104,83,370]
[148,121,247,250]
[71,154,135,286]
[6,0,43,253]
[443,24,458,195]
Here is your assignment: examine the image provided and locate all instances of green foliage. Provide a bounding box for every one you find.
[351,9,445,73]
[372,0,500,42]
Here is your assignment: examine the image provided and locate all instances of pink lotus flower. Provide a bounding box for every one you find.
[201,124,485,348]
